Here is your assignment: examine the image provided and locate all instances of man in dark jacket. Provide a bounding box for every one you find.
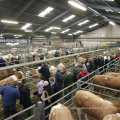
[0,81,20,120]
[0,57,6,67]
[18,81,31,109]
[55,69,63,90]
[63,71,74,100]
[38,63,50,81]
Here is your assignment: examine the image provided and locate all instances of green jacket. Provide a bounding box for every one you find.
[63,73,74,88]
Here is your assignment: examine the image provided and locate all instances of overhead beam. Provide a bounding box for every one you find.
[1,0,37,33]
[33,10,69,33]
[86,3,120,13]
[14,0,37,18]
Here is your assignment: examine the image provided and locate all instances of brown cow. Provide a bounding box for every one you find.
[105,72,120,78]
[0,71,24,85]
[93,75,120,90]
[26,69,41,79]
[0,69,16,80]
[103,113,120,120]
[49,104,74,120]
[57,63,66,73]
[75,90,120,120]
[49,66,57,77]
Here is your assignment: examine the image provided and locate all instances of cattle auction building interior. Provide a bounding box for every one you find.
[0,0,120,120]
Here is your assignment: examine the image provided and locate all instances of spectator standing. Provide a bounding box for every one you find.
[0,81,20,120]
[0,57,6,67]
[38,63,50,81]
[49,77,60,102]
[63,71,74,100]
[55,69,63,90]
[18,81,31,109]
[77,68,90,88]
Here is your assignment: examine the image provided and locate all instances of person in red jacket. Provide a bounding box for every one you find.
[115,53,120,60]
[77,67,90,89]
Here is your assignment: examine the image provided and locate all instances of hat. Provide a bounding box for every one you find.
[44,81,49,87]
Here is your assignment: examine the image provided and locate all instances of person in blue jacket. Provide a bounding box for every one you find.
[0,81,20,120]
[0,57,6,67]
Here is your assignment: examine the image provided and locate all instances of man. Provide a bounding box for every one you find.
[63,71,74,100]
[0,81,20,120]
[77,67,90,88]
[55,69,63,90]
[38,63,50,81]
[0,57,6,67]
[18,81,31,109]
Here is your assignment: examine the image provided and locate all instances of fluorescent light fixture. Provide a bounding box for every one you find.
[78,20,89,26]
[45,26,61,32]
[73,31,83,35]
[106,9,113,12]
[61,29,70,33]
[14,34,22,37]
[38,7,54,17]
[21,23,32,30]
[0,37,3,39]
[1,20,18,24]
[101,35,105,37]
[35,35,45,38]
[51,32,57,34]
[105,0,114,1]
[0,34,2,37]
[109,21,115,25]
[68,34,73,36]
[15,37,19,39]
[62,15,76,22]
[25,30,33,32]
[89,23,98,28]
[81,35,84,37]
[68,0,87,11]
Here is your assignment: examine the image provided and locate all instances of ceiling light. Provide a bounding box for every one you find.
[105,0,114,1]
[102,35,105,37]
[62,15,76,22]
[21,23,32,30]
[14,34,22,37]
[78,20,90,26]
[89,23,99,28]
[45,26,61,32]
[61,29,70,33]
[68,34,73,36]
[1,20,18,24]
[0,37,3,39]
[0,34,2,37]
[109,21,115,26]
[38,7,54,17]
[73,31,83,35]
[68,0,87,11]
[51,32,57,34]
[25,30,33,32]
[34,35,45,38]
[81,35,84,37]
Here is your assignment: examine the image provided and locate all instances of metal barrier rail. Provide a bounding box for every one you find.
[0,49,104,71]
[3,53,120,120]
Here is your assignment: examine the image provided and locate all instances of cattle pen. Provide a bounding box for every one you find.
[0,48,119,120]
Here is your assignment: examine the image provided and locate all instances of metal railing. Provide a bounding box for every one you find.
[4,57,120,120]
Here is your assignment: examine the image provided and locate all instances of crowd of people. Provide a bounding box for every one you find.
[0,53,118,119]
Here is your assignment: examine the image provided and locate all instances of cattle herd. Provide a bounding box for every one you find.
[0,48,120,120]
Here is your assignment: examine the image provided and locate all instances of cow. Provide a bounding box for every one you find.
[93,75,120,90]
[77,57,86,65]
[0,69,16,80]
[105,72,120,78]
[49,104,74,120]
[75,90,120,120]
[103,113,120,120]
[49,66,57,77]
[0,71,24,86]
[57,63,66,73]
[26,69,41,79]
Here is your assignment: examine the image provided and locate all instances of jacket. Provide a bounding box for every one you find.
[63,73,74,88]
[0,58,6,67]
[39,65,50,80]
[78,71,89,79]
[19,84,31,106]
[0,85,20,106]
[55,70,63,89]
